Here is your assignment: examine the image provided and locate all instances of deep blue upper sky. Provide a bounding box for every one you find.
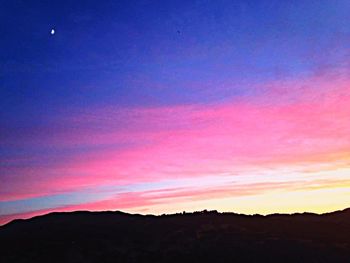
[2,0,349,122]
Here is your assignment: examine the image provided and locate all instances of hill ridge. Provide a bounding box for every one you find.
[2,207,350,229]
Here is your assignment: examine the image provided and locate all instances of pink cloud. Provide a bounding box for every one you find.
[2,177,349,226]
[1,75,349,204]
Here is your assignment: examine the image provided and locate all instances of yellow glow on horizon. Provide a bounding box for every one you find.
[124,164,350,216]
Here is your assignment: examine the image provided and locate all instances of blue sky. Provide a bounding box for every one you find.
[1,0,350,224]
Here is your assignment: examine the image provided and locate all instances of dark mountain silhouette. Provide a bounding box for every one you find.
[1,208,350,262]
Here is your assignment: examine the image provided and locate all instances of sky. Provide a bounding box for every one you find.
[1,0,350,225]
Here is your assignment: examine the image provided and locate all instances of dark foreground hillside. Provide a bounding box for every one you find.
[1,209,350,263]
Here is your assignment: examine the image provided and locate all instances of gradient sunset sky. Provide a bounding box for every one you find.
[1,0,350,225]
